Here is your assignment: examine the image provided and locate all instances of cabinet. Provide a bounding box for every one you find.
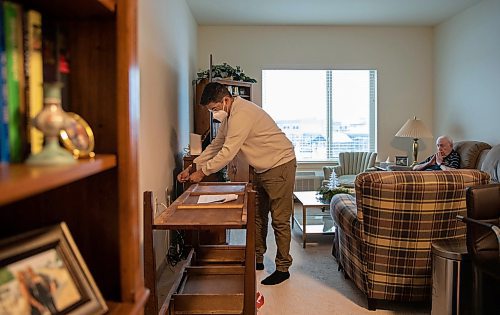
[144,183,256,314]
[193,78,254,182]
[0,0,147,313]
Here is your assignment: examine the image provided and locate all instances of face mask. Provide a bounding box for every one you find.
[212,110,227,123]
[209,102,228,122]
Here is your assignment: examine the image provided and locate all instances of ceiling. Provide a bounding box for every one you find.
[185,0,482,26]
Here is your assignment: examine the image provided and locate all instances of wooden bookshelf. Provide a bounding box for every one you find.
[0,0,147,312]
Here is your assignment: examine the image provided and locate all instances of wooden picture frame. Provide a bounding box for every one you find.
[60,112,95,158]
[0,223,107,314]
[395,156,409,166]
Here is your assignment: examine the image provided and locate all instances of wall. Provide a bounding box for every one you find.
[434,0,500,145]
[138,0,197,268]
[198,26,435,164]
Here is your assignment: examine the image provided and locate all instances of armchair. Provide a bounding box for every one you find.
[330,169,490,310]
[322,152,377,188]
[458,183,500,314]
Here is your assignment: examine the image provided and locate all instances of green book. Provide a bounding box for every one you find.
[3,1,25,162]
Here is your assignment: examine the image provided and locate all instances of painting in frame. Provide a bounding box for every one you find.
[0,222,107,314]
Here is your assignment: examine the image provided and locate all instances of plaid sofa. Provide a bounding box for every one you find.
[330,169,490,309]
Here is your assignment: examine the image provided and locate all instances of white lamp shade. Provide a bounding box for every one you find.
[395,117,433,139]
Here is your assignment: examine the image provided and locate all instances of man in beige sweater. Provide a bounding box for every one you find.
[178,82,296,285]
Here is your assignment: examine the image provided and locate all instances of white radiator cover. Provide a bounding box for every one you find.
[294,171,323,191]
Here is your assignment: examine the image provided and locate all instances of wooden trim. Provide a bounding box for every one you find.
[98,0,116,11]
[106,288,149,314]
[116,0,144,303]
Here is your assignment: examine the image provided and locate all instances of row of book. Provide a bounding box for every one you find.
[0,0,69,163]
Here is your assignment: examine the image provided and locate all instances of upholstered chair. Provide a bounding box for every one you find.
[462,183,500,313]
[323,152,377,188]
[330,169,490,310]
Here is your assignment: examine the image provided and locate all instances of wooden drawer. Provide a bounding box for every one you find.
[170,266,245,314]
[195,245,246,265]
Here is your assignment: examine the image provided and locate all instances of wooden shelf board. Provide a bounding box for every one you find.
[0,154,116,206]
[19,0,115,17]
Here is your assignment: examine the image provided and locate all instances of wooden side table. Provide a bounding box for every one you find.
[293,191,335,248]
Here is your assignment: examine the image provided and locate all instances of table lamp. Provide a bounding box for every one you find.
[395,116,433,167]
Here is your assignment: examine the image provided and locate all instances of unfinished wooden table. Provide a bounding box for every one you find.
[144,182,256,315]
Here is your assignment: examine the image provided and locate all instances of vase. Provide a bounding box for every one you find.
[26,83,76,165]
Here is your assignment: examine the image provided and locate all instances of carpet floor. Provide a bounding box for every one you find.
[157,203,432,314]
[231,204,431,315]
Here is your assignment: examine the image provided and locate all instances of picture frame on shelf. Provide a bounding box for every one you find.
[60,112,95,158]
[0,223,108,315]
[395,156,409,166]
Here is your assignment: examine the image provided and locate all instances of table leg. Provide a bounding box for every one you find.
[302,204,307,248]
[291,199,295,229]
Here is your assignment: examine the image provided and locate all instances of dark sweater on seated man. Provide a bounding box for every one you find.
[413,135,461,171]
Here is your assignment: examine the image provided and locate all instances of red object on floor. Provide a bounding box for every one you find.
[256,291,265,310]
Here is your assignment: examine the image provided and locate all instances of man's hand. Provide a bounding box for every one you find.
[188,169,206,183]
[413,155,436,171]
[435,152,444,165]
[177,165,192,183]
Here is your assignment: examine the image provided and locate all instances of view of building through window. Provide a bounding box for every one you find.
[262,70,376,162]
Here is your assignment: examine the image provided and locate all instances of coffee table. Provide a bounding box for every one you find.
[292,191,335,248]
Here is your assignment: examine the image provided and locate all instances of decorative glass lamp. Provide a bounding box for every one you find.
[26,83,76,165]
[395,116,433,167]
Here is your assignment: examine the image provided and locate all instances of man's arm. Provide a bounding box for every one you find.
[413,154,435,170]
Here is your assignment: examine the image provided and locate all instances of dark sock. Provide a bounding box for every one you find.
[261,270,290,285]
[256,262,264,270]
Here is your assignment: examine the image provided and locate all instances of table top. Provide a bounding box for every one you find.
[154,182,251,229]
[293,191,330,207]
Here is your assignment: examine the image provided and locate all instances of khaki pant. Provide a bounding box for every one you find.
[254,159,296,272]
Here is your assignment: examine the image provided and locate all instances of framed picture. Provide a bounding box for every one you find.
[395,156,409,166]
[60,112,95,159]
[0,223,108,315]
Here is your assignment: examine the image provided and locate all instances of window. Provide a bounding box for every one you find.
[262,70,376,162]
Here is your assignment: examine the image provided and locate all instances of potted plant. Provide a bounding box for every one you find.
[196,63,257,83]
[317,171,350,202]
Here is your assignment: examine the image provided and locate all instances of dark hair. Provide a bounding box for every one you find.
[200,82,231,106]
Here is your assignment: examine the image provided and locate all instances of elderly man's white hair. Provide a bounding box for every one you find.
[436,135,454,146]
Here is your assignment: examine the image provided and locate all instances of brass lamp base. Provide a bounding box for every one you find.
[411,138,420,167]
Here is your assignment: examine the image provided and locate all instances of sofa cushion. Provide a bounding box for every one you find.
[481,144,500,183]
[454,141,491,169]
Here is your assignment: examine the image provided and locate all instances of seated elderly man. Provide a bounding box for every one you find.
[413,135,460,171]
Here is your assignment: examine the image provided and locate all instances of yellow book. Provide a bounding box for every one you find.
[25,10,43,154]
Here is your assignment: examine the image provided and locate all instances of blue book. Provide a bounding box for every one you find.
[0,0,10,162]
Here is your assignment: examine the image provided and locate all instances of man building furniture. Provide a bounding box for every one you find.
[329,170,489,310]
[322,151,377,188]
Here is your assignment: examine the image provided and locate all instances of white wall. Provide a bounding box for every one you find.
[139,0,197,268]
[435,0,500,145]
[198,26,435,164]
